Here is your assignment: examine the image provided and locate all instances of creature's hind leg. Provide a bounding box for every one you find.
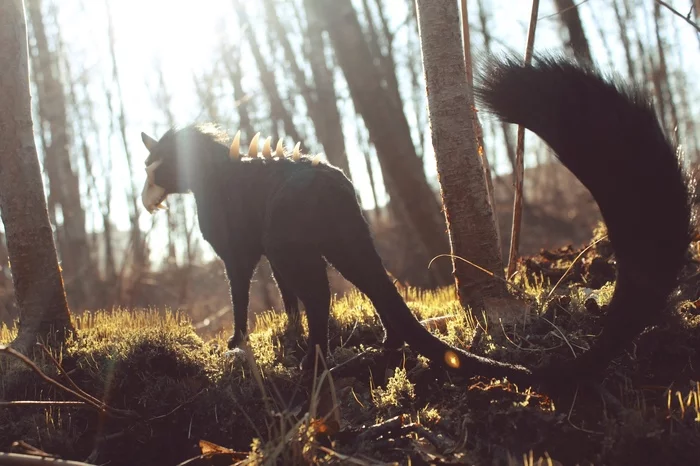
[270,263,302,334]
[224,255,260,350]
[322,238,406,350]
[266,246,331,371]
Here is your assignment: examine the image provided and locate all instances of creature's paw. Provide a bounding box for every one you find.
[223,347,247,363]
[227,331,247,350]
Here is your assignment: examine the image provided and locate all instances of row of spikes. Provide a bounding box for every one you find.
[229,130,322,165]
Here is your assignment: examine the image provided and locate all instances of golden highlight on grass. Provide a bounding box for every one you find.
[1,239,699,466]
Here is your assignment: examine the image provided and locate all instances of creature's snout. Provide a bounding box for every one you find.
[141,160,167,213]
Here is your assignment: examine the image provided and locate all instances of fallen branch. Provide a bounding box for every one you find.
[0,401,86,407]
[0,452,97,466]
[0,345,138,420]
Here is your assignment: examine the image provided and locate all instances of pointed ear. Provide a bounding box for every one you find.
[141,132,158,152]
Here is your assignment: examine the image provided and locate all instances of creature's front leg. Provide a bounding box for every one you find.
[224,256,260,350]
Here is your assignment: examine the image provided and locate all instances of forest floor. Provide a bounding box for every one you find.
[2,224,700,466]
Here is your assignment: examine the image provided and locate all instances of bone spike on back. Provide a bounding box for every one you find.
[262,136,272,158]
[311,154,323,166]
[292,142,301,161]
[248,132,261,157]
[274,138,285,158]
[230,130,241,160]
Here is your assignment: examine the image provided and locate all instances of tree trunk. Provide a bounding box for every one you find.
[294,0,353,178]
[105,0,148,277]
[222,43,255,140]
[612,0,636,81]
[235,1,305,147]
[414,0,508,310]
[308,0,452,287]
[653,2,679,137]
[553,0,592,63]
[0,0,73,353]
[26,0,92,307]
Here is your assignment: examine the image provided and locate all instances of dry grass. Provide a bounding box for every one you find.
[1,237,700,465]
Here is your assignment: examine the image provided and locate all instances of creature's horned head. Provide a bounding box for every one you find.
[140,126,209,213]
[140,131,175,213]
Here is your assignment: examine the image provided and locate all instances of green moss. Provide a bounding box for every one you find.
[1,236,699,465]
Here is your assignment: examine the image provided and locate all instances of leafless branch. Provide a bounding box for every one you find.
[0,344,139,420]
[0,452,97,466]
[507,0,541,278]
[655,0,700,33]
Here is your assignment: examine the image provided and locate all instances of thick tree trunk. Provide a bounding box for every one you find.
[308,0,452,287]
[0,0,73,352]
[414,0,509,310]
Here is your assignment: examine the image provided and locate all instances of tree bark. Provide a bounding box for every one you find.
[0,0,73,352]
[308,0,452,287]
[414,0,508,310]
[553,0,592,63]
[235,1,305,147]
[303,0,352,178]
[26,0,92,307]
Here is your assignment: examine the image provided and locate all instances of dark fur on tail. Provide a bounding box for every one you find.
[474,54,695,383]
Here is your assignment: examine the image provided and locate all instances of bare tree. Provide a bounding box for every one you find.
[104,0,148,277]
[653,2,679,136]
[307,0,452,287]
[612,0,637,80]
[0,0,73,352]
[414,0,508,310]
[552,0,592,63]
[235,1,305,146]
[263,0,352,178]
[222,41,255,140]
[476,0,518,175]
[26,0,92,307]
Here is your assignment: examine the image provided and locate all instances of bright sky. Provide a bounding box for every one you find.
[40,0,700,266]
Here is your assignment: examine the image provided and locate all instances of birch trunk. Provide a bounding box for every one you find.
[414,0,509,310]
[0,0,73,352]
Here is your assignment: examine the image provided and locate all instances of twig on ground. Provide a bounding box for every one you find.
[148,388,207,421]
[498,320,563,352]
[0,452,97,466]
[539,317,577,357]
[546,236,607,299]
[428,253,534,300]
[0,401,86,407]
[0,344,139,420]
[315,446,381,465]
[38,343,104,407]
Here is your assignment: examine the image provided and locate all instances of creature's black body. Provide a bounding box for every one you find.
[140,54,693,390]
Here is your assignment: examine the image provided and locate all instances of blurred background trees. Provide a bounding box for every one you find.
[0,0,698,339]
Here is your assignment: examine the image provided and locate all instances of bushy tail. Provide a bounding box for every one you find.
[474,54,694,377]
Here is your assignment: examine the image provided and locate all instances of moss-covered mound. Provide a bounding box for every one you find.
[2,230,700,465]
